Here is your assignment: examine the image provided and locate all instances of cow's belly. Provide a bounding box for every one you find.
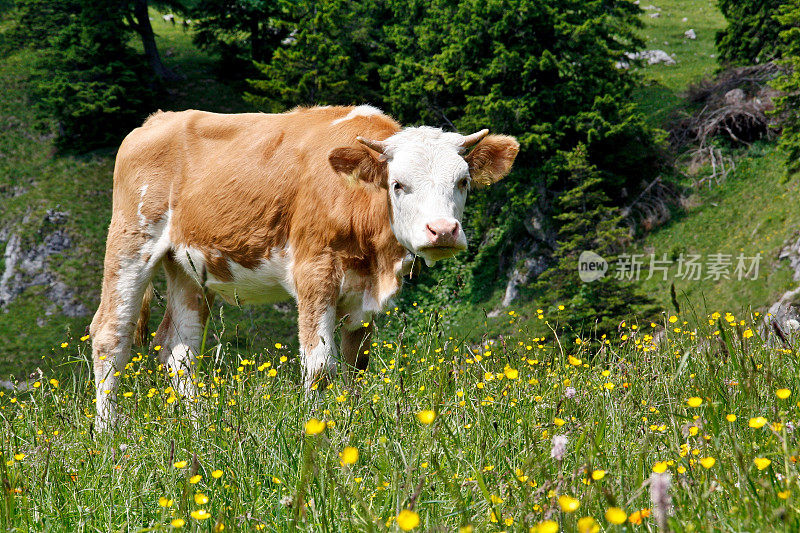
[175,245,296,305]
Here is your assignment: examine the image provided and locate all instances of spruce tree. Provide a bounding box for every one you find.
[245,0,388,110]
[538,145,655,338]
[716,0,783,66]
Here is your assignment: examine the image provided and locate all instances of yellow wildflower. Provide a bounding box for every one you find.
[397,509,420,531]
[605,507,627,524]
[416,410,436,424]
[558,495,580,512]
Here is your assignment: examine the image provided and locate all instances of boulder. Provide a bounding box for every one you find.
[724,88,746,106]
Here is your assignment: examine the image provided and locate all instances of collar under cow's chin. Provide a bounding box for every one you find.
[398,251,420,279]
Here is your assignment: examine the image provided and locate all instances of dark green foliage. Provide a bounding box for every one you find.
[536,145,655,337]
[245,0,388,110]
[4,0,154,152]
[773,0,800,175]
[191,0,289,77]
[378,0,664,323]
[716,0,783,66]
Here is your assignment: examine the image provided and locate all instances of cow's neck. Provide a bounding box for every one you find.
[348,185,408,312]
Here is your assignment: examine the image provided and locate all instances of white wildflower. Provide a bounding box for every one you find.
[550,435,568,461]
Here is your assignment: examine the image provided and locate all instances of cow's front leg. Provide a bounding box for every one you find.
[295,259,340,391]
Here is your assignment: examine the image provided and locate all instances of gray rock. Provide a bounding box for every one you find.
[763,232,800,343]
[724,88,746,106]
[0,213,88,317]
[684,29,696,40]
[649,12,661,18]
[623,50,676,66]
[764,297,800,344]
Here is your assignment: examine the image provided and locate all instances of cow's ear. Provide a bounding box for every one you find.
[464,135,520,188]
[329,145,388,188]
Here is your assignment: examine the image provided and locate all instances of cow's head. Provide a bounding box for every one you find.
[329,127,519,265]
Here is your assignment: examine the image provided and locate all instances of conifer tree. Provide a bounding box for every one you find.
[538,145,655,337]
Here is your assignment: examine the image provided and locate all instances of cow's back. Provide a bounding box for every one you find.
[113,106,400,280]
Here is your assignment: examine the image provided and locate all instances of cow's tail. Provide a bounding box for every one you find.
[134,283,154,347]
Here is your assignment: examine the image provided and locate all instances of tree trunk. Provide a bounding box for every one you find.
[132,0,178,81]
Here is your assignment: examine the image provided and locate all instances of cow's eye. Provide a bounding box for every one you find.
[393,181,405,193]
[458,177,469,189]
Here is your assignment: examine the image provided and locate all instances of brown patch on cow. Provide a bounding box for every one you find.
[295,253,341,351]
[202,249,232,282]
[134,283,154,346]
[465,134,520,188]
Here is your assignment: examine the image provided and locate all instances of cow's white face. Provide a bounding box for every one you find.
[383,128,471,264]
[329,125,519,265]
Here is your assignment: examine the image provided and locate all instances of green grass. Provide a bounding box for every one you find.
[627,1,798,320]
[636,143,799,316]
[3,310,800,531]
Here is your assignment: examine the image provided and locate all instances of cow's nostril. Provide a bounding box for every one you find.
[426,219,460,245]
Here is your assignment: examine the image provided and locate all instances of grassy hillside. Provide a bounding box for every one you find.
[0,49,116,376]
[633,0,726,124]
[628,1,798,317]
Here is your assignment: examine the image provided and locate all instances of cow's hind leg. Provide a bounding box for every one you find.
[90,219,162,431]
[153,256,211,410]
[341,321,373,384]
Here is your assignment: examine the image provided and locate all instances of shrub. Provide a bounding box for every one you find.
[772,0,800,175]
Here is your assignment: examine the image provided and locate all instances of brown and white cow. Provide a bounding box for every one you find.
[90,105,518,428]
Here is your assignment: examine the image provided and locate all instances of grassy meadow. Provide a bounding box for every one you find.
[3,308,800,531]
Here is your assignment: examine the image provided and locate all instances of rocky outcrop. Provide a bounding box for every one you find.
[0,210,88,318]
[616,50,676,69]
[764,232,800,342]
[489,206,555,314]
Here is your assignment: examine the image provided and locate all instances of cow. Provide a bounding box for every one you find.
[90,105,519,429]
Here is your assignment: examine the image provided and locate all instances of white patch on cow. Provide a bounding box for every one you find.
[140,208,173,270]
[380,127,470,264]
[218,246,295,304]
[301,305,337,389]
[228,247,295,302]
[173,244,207,283]
[98,231,168,429]
[331,105,383,125]
[137,184,149,227]
[174,244,296,305]
[362,290,382,314]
